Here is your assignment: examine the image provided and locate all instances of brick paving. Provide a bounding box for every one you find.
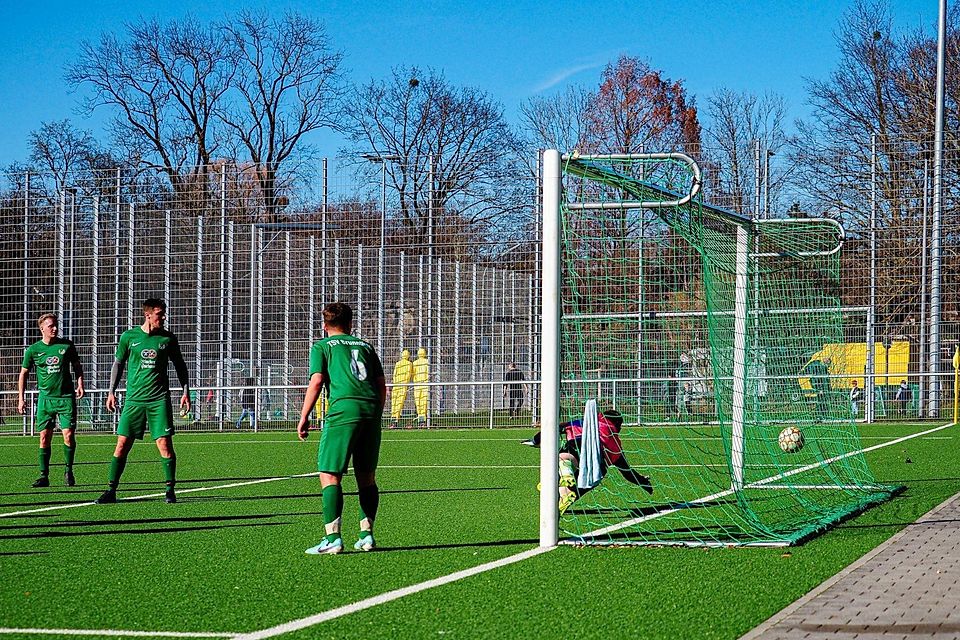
[740,492,960,639]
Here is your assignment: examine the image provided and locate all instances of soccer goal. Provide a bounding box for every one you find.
[539,149,899,547]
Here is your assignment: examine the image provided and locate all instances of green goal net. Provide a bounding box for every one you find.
[539,151,898,547]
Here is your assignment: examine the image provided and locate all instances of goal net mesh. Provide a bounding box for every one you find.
[555,154,897,546]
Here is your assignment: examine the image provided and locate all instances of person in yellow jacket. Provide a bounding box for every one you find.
[412,348,430,427]
[389,349,413,429]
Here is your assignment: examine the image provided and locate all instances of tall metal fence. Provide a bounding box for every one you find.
[1,136,957,433]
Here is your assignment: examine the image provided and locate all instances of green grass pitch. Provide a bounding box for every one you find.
[0,421,957,639]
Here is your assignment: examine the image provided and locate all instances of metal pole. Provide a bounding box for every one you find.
[249,224,256,376]
[127,204,134,323]
[227,221,235,422]
[219,167,226,425]
[321,157,328,314]
[334,239,341,301]
[918,160,929,416]
[57,190,65,321]
[928,0,947,417]
[195,216,204,394]
[68,190,76,336]
[379,162,386,356]
[754,140,761,218]
[357,245,364,336]
[22,171,29,349]
[539,149,561,547]
[428,154,434,352]
[165,210,172,311]
[309,237,316,343]
[866,135,877,423]
[399,251,406,346]
[472,263,477,411]
[92,196,100,390]
[454,261,461,411]
[114,169,120,344]
[256,227,263,379]
[417,254,424,348]
[284,231,290,417]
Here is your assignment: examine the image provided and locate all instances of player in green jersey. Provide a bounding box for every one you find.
[297,302,386,555]
[95,298,191,505]
[18,313,85,488]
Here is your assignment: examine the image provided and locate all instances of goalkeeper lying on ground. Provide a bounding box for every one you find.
[522,408,653,513]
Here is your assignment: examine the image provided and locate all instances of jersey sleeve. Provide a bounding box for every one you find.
[115,332,129,361]
[309,342,326,378]
[21,345,34,370]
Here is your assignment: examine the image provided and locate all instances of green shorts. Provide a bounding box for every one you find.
[36,396,77,432]
[317,402,382,474]
[118,398,175,440]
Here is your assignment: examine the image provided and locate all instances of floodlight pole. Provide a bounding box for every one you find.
[928,0,947,417]
[539,150,561,548]
[363,153,401,357]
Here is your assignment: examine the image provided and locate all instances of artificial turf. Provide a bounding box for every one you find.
[0,421,956,639]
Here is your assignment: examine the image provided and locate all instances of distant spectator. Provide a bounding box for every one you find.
[849,380,863,418]
[236,377,256,429]
[503,363,526,418]
[895,379,910,418]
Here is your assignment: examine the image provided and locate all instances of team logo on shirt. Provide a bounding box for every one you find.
[140,348,158,370]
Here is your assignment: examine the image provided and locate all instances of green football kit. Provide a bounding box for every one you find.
[115,327,184,440]
[22,338,79,431]
[309,334,384,474]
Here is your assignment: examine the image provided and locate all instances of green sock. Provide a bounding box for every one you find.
[162,456,176,488]
[63,444,76,471]
[38,448,51,477]
[322,484,343,541]
[108,456,127,489]
[358,484,379,529]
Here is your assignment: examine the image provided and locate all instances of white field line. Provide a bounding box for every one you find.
[0,628,236,638]
[0,472,319,519]
[230,420,956,639]
[230,547,551,640]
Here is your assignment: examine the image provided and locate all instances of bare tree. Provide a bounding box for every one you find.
[66,16,234,192]
[345,66,522,249]
[703,89,789,215]
[28,120,98,197]
[220,11,345,222]
[516,85,592,171]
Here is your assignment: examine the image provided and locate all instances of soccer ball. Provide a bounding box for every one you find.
[778,426,805,453]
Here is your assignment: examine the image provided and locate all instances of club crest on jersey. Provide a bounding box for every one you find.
[58,348,66,355]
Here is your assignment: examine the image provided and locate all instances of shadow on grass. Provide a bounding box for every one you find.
[186,486,509,503]
[0,519,291,540]
[369,537,539,553]
[0,511,323,533]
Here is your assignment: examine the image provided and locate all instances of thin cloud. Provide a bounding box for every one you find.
[531,61,604,94]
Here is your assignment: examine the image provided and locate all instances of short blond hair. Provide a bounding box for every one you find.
[37,313,57,328]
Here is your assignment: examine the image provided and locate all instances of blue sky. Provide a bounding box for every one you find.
[0,0,935,167]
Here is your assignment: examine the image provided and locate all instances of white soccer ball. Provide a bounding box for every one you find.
[778,426,805,453]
